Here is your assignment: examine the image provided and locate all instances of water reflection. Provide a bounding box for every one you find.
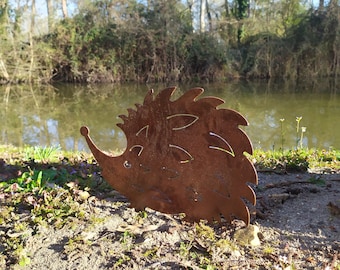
[0,80,339,152]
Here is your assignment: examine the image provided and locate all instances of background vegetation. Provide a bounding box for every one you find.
[0,0,339,84]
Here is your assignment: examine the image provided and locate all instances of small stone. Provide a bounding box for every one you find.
[233,224,261,246]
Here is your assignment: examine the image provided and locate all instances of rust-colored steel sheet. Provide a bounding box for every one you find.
[81,87,258,224]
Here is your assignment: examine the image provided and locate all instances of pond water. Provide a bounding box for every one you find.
[0,80,339,152]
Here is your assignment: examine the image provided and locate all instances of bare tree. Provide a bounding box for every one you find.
[200,0,206,32]
[46,0,54,32]
[29,0,36,82]
[61,0,68,18]
[186,0,194,30]
[199,0,213,32]
[224,0,230,17]
[206,0,212,31]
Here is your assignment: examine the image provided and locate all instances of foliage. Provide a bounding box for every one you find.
[1,168,55,193]
[253,148,340,172]
[43,0,195,83]
[0,0,339,83]
[23,145,61,163]
[240,3,340,79]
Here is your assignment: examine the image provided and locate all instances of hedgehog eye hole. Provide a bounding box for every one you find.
[123,160,132,169]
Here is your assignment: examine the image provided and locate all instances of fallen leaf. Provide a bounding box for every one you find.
[78,190,90,201]
[66,182,77,189]
[233,224,261,246]
[25,195,37,205]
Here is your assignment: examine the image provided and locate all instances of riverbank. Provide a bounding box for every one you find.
[1,1,339,84]
[0,146,339,269]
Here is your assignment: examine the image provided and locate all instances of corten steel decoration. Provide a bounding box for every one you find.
[80,87,258,225]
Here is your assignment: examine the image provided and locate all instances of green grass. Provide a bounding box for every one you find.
[252,148,340,172]
[24,145,61,163]
[0,145,339,199]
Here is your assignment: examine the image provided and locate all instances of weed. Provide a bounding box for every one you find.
[308,176,326,186]
[215,239,238,251]
[13,221,29,233]
[119,231,135,251]
[13,245,31,267]
[252,149,309,171]
[203,263,216,270]
[64,238,77,253]
[299,126,307,149]
[279,118,285,152]
[89,215,106,225]
[143,247,159,259]
[274,116,308,151]
[284,150,309,171]
[138,210,148,219]
[27,188,89,228]
[252,148,340,172]
[114,254,131,268]
[195,221,215,241]
[263,245,275,254]
[179,241,191,257]
[199,255,215,269]
[3,168,58,193]
[0,206,15,224]
[24,145,61,163]
[64,235,92,253]
[295,116,302,148]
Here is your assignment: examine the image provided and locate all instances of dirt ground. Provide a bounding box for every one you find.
[1,170,340,270]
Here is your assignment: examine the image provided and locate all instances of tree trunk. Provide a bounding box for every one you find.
[318,0,324,11]
[46,0,54,32]
[206,0,212,31]
[200,0,206,32]
[186,0,194,30]
[61,0,68,18]
[29,0,36,83]
[225,0,230,17]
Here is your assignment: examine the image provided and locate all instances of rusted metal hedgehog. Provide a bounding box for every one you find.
[80,87,258,224]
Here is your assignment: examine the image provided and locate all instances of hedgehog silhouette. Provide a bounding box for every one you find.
[80,87,258,224]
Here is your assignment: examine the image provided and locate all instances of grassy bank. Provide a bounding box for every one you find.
[1,144,339,193]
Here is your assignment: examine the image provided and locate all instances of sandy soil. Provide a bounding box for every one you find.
[1,170,339,270]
